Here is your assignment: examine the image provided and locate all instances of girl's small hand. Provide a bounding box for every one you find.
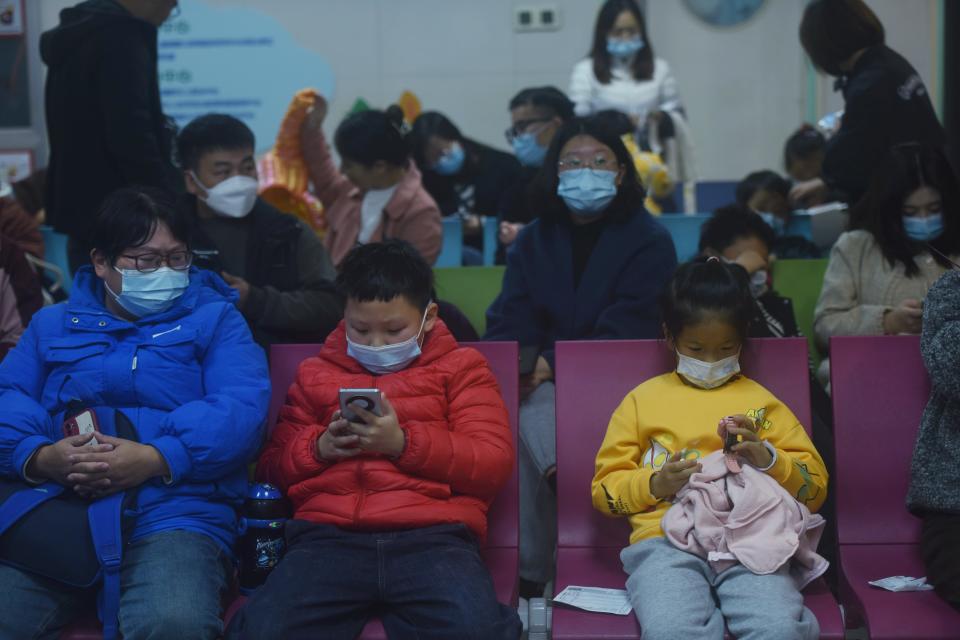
[649,451,701,500]
[724,415,773,469]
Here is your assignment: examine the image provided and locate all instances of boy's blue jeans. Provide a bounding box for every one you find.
[0,529,232,640]
[226,520,522,640]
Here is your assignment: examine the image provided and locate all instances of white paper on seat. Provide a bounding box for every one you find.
[868,576,935,592]
[553,586,633,615]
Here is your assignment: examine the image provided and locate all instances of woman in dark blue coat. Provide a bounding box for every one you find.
[484,116,677,593]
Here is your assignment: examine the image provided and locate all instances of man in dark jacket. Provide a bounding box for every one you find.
[41,0,181,274]
[177,114,343,347]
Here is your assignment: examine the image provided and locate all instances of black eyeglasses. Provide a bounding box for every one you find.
[118,251,192,273]
[504,117,553,143]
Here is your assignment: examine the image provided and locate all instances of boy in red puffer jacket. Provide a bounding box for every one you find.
[227,240,521,640]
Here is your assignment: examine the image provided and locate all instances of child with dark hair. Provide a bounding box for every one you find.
[228,240,521,639]
[784,125,826,184]
[409,111,522,265]
[299,94,442,267]
[736,170,821,259]
[593,258,828,639]
[699,205,799,339]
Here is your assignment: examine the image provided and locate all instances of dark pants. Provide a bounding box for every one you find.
[226,521,522,640]
[920,511,960,611]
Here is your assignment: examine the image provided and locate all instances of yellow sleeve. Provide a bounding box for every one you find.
[591,393,659,517]
[762,402,829,513]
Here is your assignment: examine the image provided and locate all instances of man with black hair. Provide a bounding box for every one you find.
[498,87,576,251]
[229,239,521,639]
[178,114,342,346]
[699,205,800,339]
[736,170,821,259]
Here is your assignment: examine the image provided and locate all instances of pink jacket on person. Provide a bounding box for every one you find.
[662,451,828,589]
[301,126,442,268]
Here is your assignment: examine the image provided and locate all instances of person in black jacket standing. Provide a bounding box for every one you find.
[42,0,181,274]
[792,0,945,209]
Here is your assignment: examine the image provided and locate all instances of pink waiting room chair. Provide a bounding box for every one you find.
[831,335,959,639]
[551,338,843,640]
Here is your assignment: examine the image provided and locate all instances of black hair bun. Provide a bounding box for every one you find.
[385,105,406,129]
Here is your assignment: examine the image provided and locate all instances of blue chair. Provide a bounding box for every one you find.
[695,181,738,213]
[40,225,71,293]
[656,213,711,262]
[785,213,813,241]
[482,216,498,266]
[434,217,463,267]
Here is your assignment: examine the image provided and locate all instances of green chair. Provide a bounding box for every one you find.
[434,266,505,335]
[771,258,828,366]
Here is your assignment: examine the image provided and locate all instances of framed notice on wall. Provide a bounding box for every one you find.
[0,0,24,38]
[0,148,33,183]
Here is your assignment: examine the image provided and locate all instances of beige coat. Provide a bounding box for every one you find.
[813,229,955,384]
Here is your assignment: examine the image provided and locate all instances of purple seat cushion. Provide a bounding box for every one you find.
[840,544,960,639]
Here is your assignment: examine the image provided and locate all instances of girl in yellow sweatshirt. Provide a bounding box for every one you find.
[592,258,828,640]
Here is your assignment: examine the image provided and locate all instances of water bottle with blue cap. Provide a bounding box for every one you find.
[239,483,290,594]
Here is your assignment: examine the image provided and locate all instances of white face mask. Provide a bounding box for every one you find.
[676,351,741,389]
[750,269,769,298]
[105,266,189,317]
[346,307,430,375]
[193,172,258,219]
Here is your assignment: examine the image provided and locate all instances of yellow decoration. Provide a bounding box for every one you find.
[258,89,326,234]
[621,133,673,216]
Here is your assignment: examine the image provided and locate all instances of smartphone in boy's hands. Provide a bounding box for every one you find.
[339,389,383,423]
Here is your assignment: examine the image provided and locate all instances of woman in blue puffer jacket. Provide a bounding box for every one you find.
[0,186,270,640]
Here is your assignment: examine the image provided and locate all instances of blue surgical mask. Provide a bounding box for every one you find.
[346,308,429,375]
[903,213,944,242]
[105,267,189,318]
[512,133,548,168]
[557,169,618,216]
[433,143,465,176]
[677,352,741,389]
[606,36,645,58]
[757,211,786,236]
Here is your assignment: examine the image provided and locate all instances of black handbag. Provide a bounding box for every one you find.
[0,409,141,639]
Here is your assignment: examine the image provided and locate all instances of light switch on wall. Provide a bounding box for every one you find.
[514,4,562,32]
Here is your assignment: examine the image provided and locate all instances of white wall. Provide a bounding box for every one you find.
[29,0,942,181]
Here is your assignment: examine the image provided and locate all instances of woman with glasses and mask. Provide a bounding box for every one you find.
[814,144,960,388]
[0,186,269,639]
[484,115,677,595]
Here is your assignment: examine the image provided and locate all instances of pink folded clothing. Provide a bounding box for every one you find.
[662,451,828,589]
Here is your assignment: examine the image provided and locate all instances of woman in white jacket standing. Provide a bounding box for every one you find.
[569,0,684,128]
